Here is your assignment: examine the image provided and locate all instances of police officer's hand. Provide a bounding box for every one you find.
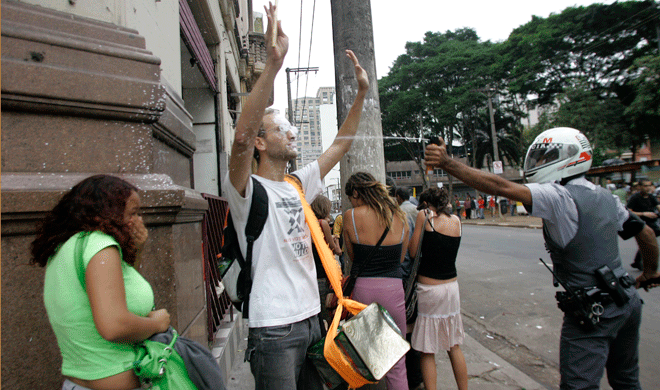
[635,271,660,291]
[424,138,450,170]
[643,211,658,220]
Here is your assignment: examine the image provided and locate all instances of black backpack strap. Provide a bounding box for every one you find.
[240,177,269,318]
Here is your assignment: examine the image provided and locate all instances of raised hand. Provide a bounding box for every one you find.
[424,138,450,170]
[346,50,369,92]
[265,2,288,68]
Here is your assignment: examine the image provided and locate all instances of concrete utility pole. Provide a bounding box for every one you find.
[481,87,504,219]
[486,89,500,163]
[331,0,386,211]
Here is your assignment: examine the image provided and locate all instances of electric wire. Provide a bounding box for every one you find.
[299,0,318,135]
[293,0,305,125]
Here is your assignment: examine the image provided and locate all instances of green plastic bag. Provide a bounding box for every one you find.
[133,329,198,390]
[307,335,348,390]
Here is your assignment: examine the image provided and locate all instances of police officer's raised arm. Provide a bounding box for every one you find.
[424,141,533,206]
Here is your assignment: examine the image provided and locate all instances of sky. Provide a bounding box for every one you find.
[252,0,616,114]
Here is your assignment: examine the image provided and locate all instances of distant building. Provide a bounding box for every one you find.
[288,87,336,168]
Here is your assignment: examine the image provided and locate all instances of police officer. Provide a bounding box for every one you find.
[424,127,660,389]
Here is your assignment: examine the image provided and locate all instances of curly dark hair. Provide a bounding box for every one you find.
[345,172,407,229]
[30,175,139,267]
[417,187,449,214]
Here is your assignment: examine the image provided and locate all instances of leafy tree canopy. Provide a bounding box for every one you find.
[379,28,524,172]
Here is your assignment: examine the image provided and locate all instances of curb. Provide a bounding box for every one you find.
[463,221,543,229]
[456,333,548,389]
[212,313,247,387]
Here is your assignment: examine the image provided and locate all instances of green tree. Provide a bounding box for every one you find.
[625,54,660,157]
[502,0,660,155]
[379,28,525,190]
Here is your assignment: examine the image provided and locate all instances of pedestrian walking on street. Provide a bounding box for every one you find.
[424,126,659,390]
[454,195,462,220]
[508,198,516,216]
[488,195,496,218]
[464,194,472,220]
[477,195,485,219]
[409,187,467,390]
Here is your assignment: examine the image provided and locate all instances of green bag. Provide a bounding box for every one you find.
[307,335,348,390]
[132,328,198,390]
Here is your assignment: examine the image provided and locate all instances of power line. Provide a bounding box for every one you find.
[299,0,318,124]
[294,0,305,115]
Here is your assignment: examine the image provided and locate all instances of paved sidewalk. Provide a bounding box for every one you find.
[224,322,547,390]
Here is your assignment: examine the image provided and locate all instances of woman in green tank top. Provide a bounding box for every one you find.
[31,175,171,390]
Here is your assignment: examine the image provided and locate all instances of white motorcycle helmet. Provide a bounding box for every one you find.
[524,127,593,184]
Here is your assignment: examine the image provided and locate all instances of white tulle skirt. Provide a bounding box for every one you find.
[411,281,465,353]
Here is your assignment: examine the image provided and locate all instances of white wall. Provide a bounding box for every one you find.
[184,88,219,196]
[124,0,181,95]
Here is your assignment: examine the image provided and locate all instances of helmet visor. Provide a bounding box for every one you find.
[524,144,574,172]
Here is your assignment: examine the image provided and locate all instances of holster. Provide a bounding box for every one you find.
[595,265,630,307]
[555,289,601,332]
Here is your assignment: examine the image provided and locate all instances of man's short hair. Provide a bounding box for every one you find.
[395,187,410,200]
[385,177,396,197]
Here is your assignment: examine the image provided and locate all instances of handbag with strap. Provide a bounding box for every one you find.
[132,328,197,390]
[403,211,431,323]
[285,177,410,390]
[73,232,201,390]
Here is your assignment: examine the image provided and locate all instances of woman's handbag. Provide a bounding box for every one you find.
[403,211,431,323]
[285,178,410,389]
[133,328,197,390]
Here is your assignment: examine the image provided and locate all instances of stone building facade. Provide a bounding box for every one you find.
[1,0,265,387]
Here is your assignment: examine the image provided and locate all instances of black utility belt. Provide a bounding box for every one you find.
[554,270,634,332]
[569,274,635,307]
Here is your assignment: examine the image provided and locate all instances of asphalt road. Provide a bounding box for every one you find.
[456,224,660,389]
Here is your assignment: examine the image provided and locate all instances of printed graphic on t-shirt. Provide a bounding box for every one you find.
[277,196,310,258]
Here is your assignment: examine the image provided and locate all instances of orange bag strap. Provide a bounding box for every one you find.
[284,176,374,388]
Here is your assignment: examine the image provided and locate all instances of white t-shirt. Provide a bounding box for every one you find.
[223,162,324,328]
[525,177,629,248]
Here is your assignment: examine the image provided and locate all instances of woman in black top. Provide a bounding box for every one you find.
[409,187,467,390]
[343,172,410,390]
